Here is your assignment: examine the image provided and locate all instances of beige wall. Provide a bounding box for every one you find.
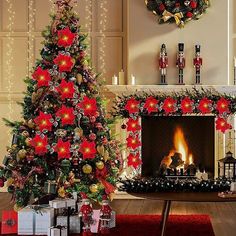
[128,0,230,85]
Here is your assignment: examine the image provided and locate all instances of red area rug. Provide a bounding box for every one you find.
[111,214,215,236]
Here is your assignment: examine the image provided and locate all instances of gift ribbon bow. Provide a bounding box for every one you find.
[3,219,16,227]
[161,10,184,26]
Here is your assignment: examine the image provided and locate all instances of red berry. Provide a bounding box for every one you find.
[186,12,193,18]
[190,1,197,9]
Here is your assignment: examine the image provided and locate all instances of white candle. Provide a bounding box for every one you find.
[119,69,125,85]
[234,57,236,67]
[131,74,136,85]
[112,75,118,85]
[202,171,208,180]
[195,170,202,180]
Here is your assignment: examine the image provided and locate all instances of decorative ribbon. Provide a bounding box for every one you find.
[161,10,183,26]
[99,178,116,195]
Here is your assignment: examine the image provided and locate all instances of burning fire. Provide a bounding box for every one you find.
[161,126,194,167]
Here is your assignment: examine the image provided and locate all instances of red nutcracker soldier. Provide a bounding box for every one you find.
[193,44,202,84]
[79,193,93,236]
[176,43,185,85]
[159,44,168,85]
[99,195,112,234]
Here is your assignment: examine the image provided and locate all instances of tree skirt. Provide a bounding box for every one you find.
[111,214,215,236]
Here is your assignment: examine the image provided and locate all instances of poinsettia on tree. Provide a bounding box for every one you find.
[0,0,121,209]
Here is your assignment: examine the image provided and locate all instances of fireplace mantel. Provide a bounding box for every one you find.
[105,85,236,96]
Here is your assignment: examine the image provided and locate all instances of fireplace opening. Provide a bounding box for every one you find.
[141,116,215,178]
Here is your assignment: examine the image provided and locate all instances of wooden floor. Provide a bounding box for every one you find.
[1,193,236,236]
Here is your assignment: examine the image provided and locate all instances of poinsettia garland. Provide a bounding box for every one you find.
[145,0,210,28]
[112,89,236,171]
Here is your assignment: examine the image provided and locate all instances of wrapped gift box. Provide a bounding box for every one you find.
[49,199,76,209]
[109,211,116,228]
[18,206,54,235]
[48,226,67,236]
[44,181,57,194]
[35,207,54,235]
[91,210,100,233]
[1,210,18,235]
[56,215,80,234]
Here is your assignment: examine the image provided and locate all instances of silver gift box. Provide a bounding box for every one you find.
[56,215,80,234]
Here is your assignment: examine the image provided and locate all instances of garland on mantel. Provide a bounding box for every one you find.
[112,88,236,171]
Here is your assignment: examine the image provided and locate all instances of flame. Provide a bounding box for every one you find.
[189,154,193,165]
[174,127,188,163]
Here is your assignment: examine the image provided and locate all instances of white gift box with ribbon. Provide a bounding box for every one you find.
[48,226,67,236]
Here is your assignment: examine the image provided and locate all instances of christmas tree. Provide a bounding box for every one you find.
[0,0,121,209]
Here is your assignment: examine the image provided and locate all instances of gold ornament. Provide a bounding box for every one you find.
[58,186,66,198]
[161,10,184,27]
[17,149,27,159]
[25,137,32,146]
[22,130,29,137]
[82,164,92,174]
[27,119,35,128]
[96,161,104,170]
[74,127,83,137]
[103,150,110,161]
[6,178,14,187]
[76,73,83,84]
[97,145,105,156]
[89,184,98,193]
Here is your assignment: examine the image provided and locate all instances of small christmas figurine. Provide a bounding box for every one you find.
[193,44,202,84]
[176,43,185,85]
[159,44,168,85]
[79,193,93,236]
[99,195,112,234]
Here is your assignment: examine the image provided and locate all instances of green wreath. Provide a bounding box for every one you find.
[145,0,210,28]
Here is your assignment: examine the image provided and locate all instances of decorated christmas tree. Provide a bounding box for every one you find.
[0,0,121,209]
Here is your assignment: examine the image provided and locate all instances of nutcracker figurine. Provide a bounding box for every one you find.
[176,43,185,85]
[159,44,168,85]
[99,195,112,234]
[193,44,203,84]
[79,193,93,236]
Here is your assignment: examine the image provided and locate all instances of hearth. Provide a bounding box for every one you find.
[141,116,215,178]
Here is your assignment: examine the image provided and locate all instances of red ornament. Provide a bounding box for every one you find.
[216,117,232,133]
[34,111,53,132]
[198,98,212,114]
[54,53,74,72]
[144,97,158,114]
[78,96,98,116]
[57,27,76,47]
[32,66,51,87]
[127,153,142,169]
[126,134,141,150]
[125,98,140,114]
[30,134,48,155]
[181,97,194,114]
[216,97,230,114]
[57,79,75,100]
[56,105,75,126]
[95,123,103,130]
[89,133,96,141]
[55,138,71,160]
[186,12,193,18]
[159,3,165,11]
[79,139,97,159]
[190,0,198,9]
[126,118,141,132]
[0,178,5,187]
[162,97,177,114]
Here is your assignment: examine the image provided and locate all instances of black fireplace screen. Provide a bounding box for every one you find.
[141,116,215,177]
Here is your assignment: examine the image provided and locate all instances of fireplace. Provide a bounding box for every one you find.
[141,116,215,178]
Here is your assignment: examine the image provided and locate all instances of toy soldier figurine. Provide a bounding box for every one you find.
[176,43,185,85]
[99,195,112,234]
[79,193,93,236]
[159,44,168,85]
[193,44,202,84]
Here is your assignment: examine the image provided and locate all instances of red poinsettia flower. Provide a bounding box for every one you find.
[216,98,230,114]
[54,53,74,72]
[162,97,177,114]
[78,96,98,116]
[181,97,194,114]
[126,118,141,132]
[126,134,141,150]
[55,139,71,160]
[57,27,76,48]
[127,153,142,169]
[79,139,97,159]
[144,97,158,114]
[125,98,140,114]
[216,117,232,133]
[32,66,51,87]
[56,105,75,126]
[30,134,48,155]
[198,98,212,114]
[34,111,53,132]
[57,79,75,100]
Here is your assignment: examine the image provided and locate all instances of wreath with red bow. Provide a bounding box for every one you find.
[145,0,210,28]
